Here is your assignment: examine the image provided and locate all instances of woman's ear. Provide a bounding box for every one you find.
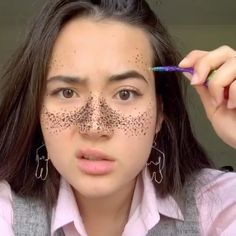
[155,98,164,134]
[155,113,163,134]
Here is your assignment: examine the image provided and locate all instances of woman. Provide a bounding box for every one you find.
[0,0,235,235]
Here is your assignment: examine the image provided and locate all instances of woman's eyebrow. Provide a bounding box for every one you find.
[47,70,148,85]
[47,75,86,85]
[109,70,148,84]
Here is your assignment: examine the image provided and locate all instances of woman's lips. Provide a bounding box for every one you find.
[76,148,115,175]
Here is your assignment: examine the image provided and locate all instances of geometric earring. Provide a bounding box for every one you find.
[35,144,49,181]
[145,140,165,184]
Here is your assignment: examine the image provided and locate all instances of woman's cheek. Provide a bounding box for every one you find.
[40,98,157,137]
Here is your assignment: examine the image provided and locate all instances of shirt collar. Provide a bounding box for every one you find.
[141,169,184,221]
[51,178,87,235]
[51,170,184,234]
[126,169,184,232]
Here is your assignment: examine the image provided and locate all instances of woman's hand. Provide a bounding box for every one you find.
[179,45,236,149]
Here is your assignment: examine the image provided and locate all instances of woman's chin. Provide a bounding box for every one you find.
[74,186,117,199]
[72,178,119,199]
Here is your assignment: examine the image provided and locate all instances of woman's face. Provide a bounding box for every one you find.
[40,18,161,198]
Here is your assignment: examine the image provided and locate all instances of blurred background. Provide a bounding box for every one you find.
[0,0,235,169]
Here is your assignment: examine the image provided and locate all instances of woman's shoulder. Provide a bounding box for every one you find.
[0,180,12,196]
[195,168,236,235]
[0,180,12,206]
[0,180,14,235]
[197,168,236,188]
[194,168,236,196]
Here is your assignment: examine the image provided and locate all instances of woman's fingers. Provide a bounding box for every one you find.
[180,46,236,109]
[228,80,236,109]
[193,85,216,119]
[207,57,236,106]
[179,50,208,67]
[180,46,236,148]
[192,46,236,84]
[180,46,236,85]
[179,50,208,83]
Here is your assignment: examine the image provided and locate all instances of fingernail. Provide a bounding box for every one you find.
[179,58,189,67]
[191,73,200,85]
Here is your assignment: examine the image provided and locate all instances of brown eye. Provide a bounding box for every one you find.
[62,89,75,98]
[118,90,131,100]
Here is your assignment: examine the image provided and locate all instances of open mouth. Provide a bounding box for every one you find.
[78,148,114,161]
[82,155,108,161]
[77,148,115,175]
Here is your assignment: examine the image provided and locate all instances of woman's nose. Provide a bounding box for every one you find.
[77,97,114,139]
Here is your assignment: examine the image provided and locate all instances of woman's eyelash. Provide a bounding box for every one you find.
[124,89,141,96]
[48,87,142,99]
[49,88,62,96]
[115,88,143,100]
[49,88,77,97]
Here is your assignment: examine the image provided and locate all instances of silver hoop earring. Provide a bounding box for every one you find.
[145,141,165,184]
[35,144,49,181]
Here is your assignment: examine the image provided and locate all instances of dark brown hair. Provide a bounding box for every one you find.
[0,0,213,208]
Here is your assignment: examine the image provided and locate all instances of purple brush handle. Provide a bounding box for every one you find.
[151,66,194,74]
[152,66,229,99]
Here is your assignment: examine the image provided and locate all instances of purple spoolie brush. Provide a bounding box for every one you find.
[150,66,194,74]
[150,66,229,99]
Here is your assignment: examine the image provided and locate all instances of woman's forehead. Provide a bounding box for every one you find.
[49,18,154,72]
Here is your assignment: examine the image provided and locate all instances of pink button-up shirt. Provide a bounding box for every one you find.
[0,168,236,235]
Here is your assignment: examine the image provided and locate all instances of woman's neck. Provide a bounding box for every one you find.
[74,178,136,236]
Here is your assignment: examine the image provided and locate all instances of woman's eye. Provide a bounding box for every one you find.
[50,88,78,99]
[119,90,131,100]
[62,89,75,98]
[116,89,140,101]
